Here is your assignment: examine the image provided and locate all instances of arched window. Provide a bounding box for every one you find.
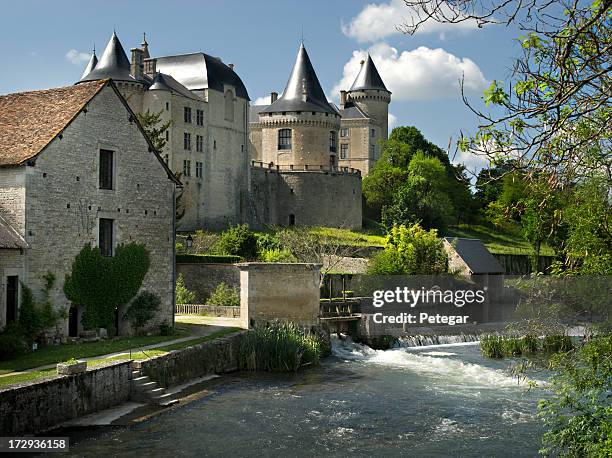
[224,89,234,121]
[278,129,292,150]
[329,130,337,153]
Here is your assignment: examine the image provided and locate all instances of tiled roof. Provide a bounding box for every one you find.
[0,214,26,249]
[0,80,107,166]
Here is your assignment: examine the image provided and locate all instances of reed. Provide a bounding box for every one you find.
[480,335,505,358]
[542,335,574,353]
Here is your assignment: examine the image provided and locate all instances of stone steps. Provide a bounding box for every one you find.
[131,370,179,407]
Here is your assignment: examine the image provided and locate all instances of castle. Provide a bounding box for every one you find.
[78,32,391,230]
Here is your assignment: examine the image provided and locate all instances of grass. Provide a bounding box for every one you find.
[304,227,386,247]
[444,223,555,256]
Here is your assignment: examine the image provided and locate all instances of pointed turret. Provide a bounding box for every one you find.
[141,32,150,59]
[79,31,136,83]
[348,54,389,92]
[261,43,337,115]
[80,48,98,80]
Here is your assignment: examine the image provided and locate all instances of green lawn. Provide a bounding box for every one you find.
[443,224,555,256]
[305,227,386,247]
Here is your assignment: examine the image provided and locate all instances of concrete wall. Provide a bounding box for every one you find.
[8,85,175,336]
[250,167,362,229]
[0,360,132,435]
[176,263,240,304]
[135,331,244,387]
[238,263,321,328]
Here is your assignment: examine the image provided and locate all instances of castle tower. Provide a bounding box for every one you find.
[345,54,391,140]
[80,47,98,80]
[259,43,341,168]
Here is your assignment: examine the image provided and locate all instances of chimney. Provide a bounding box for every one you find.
[228,63,235,71]
[340,90,347,108]
[144,58,157,77]
[271,91,278,103]
[131,48,144,80]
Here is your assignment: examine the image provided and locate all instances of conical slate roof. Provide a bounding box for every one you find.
[80,51,98,80]
[79,32,137,83]
[349,54,389,92]
[261,43,337,115]
[149,72,202,100]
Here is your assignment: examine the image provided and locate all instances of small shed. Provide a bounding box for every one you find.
[443,237,504,276]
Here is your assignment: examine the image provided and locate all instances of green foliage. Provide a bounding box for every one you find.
[175,254,241,264]
[207,282,240,307]
[368,223,447,275]
[213,224,258,259]
[542,335,574,354]
[64,243,150,334]
[538,335,612,457]
[175,242,185,253]
[480,335,505,358]
[159,321,173,336]
[136,109,172,152]
[63,357,79,365]
[255,232,282,253]
[480,334,574,359]
[503,337,523,357]
[0,323,27,360]
[175,273,196,305]
[238,322,322,372]
[521,335,539,354]
[18,274,64,344]
[124,291,161,335]
[261,248,297,263]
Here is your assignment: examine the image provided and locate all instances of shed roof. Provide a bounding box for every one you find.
[444,237,505,274]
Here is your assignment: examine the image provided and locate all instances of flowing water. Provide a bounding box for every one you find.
[66,338,548,457]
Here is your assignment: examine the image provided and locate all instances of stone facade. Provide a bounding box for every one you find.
[0,84,177,335]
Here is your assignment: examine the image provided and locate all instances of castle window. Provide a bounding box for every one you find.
[99,218,114,257]
[340,128,349,138]
[278,129,292,150]
[196,161,203,178]
[99,149,113,190]
[165,130,169,141]
[166,102,170,110]
[370,144,375,155]
[340,144,349,159]
[196,109,204,126]
[371,128,376,138]
[224,90,234,122]
[289,214,295,226]
[184,133,191,150]
[329,131,337,153]
[196,135,204,152]
[184,107,192,123]
[183,160,191,177]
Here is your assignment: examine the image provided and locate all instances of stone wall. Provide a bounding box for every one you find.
[250,167,362,229]
[135,332,244,387]
[176,263,240,304]
[238,263,321,327]
[0,360,132,435]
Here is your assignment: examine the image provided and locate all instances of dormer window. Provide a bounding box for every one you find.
[278,129,292,150]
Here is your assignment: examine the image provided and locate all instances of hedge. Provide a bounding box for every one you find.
[176,254,242,264]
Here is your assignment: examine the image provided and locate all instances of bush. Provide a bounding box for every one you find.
[502,337,523,357]
[176,273,196,304]
[124,291,161,335]
[520,335,539,353]
[480,335,505,358]
[367,249,405,275]
[18,273,65,344]
[213,224,258,259]
[175,254,241,264]
[255,232,282,253]
[238,322,322,372]
[0,323,27,360]
[543,335,574,353]
[159,321,173,336]
[260,248,297,263]
[207,282,240,307]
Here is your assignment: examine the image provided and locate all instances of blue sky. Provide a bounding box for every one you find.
[0,0,521,173]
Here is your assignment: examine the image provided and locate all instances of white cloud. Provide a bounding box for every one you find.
[332,42,488,100]
[253,95,271,106]
[342,0,479,42]
[388,113,398,130]
[65,49,91,66]
[451,148,490,175]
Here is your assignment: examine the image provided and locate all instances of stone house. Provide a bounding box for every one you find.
[79,33,250,231]
[0,79,180,336]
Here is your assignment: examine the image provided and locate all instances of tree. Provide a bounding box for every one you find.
[124,291,161,335]
[400,0,611,187]
[176,273,196,304]
[381,151,456,231]
[137,110,171,152]
[64,243,150,335]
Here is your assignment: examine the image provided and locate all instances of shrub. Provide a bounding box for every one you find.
[0,323,27,360]
[191,230,220,254]
[176,273,196,304]
[18,273,64,344]
[543,335,574,353]
[238,322,322,372]
[175,254,241,264]
[367,249,405,275]
[208,282,240,307]
[502,337,523,357]
[520,335,539,353]
[159,321,173,336]
[255,232,282,253]
[175,242,185,253]
[480,335,505,358]
[261,248,297,263]
[124,291,161,335]
[213,224,258,259]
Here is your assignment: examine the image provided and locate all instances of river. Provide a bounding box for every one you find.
[66,338,548,457]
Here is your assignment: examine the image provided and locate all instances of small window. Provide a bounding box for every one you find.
[340,128,349,138]
[278,129,292,150]
[184,133,191,150]
[184,107,192,123]
[196,161,203,178]
[370,144,375,155]
[196,135,204,152]
[196,109,204,126]
[213,140,217,150]
[165,130,169,141]
[340,144,349,159]
[289,214,295,226]
[329,131,337,153]
[371,128,376,138]
[183,160,191,177]
[99,218,114,257]
[99,149,113,190]
[165,102,170,110]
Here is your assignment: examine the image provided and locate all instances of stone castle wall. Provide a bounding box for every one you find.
[250,166,362,229]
